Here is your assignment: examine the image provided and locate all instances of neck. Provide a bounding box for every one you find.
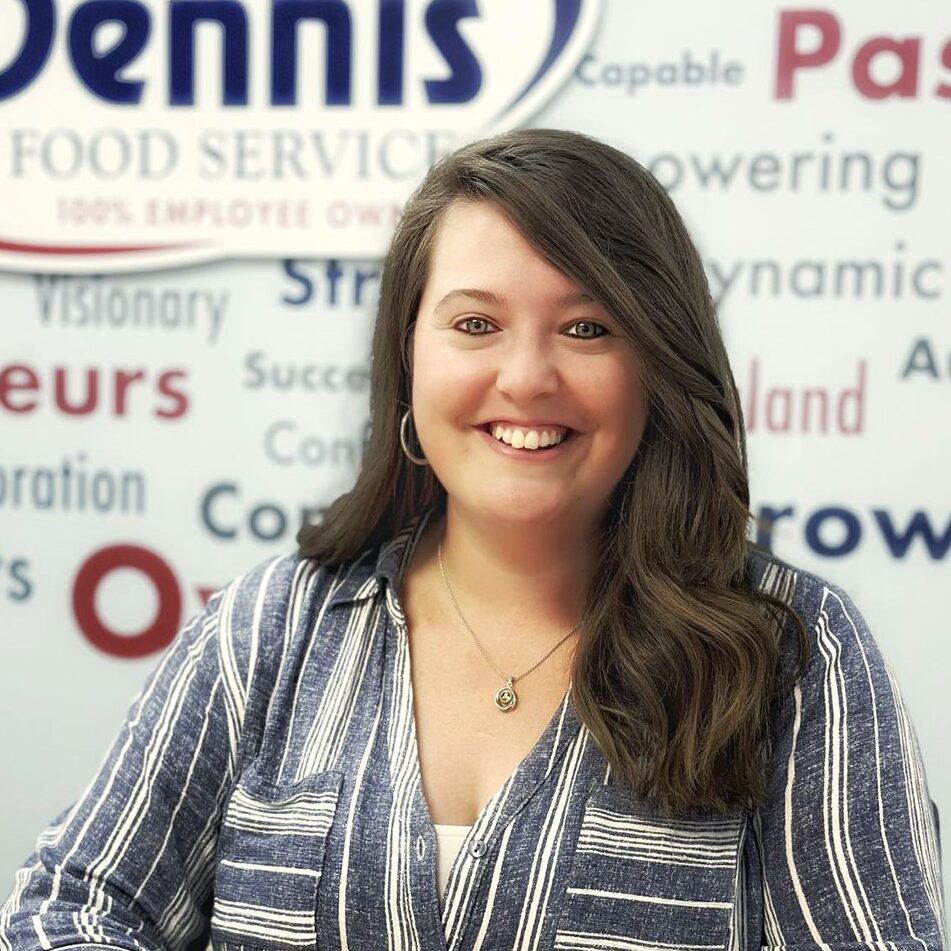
[419,503,601,661]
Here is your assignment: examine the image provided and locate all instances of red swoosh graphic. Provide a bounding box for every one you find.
[0,237,201,256]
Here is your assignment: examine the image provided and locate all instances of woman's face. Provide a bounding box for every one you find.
[411,199,648,533]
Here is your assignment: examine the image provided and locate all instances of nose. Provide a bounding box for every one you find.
[494,331,561,403]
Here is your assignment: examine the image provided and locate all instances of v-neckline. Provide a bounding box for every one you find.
[389,508,578,829]
[398,614,577,941]
[379,510,583,949]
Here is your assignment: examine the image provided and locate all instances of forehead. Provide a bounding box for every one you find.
[422,200,587,301]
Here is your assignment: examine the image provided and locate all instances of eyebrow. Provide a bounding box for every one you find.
[433,288,595,312]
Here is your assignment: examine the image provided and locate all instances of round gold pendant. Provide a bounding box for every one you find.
[495,679,517,712]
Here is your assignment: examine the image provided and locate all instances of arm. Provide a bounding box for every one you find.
[0,556,289,951]
[751,579,945,950]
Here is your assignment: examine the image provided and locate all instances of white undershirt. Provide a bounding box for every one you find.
[434,823,472,899]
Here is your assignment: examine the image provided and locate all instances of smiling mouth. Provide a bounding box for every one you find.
[478,423,577,451]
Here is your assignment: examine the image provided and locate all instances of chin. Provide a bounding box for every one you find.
[477,498,573,527]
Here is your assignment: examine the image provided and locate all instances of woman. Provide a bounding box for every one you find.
[1,129,944,951]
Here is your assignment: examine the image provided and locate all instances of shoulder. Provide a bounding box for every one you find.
[747,543,882,671]
[743,552,945,947]
[211,543,383,645]
[747,543,865,626]
[198,543,385,709]
[745,544,903,728]
[746,545,903,750]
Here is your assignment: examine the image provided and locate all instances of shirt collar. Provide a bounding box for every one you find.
[326,508,437,609]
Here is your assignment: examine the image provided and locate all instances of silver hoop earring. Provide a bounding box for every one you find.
[399,409,429,466]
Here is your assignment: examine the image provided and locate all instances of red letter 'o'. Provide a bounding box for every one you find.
[73,545,181,658]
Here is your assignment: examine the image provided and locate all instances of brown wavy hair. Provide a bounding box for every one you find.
[297,128,808,814]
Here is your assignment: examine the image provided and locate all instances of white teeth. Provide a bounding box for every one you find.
[488,424,568,451]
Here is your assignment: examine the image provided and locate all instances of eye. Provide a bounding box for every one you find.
[457,316,495,335]
[565,320,608,339]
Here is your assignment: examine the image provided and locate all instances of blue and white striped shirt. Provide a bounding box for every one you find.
[1,510,945,950]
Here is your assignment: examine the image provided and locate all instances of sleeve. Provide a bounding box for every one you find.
[0,556,288,951]
[750,580,946,950]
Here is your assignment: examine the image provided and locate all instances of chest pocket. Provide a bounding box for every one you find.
[211,768,343,951]
[555,782,748,950]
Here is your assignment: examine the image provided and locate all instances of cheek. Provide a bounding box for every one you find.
[601,366,649,455]
[413,335,486,396]
[410,335,442,407]
[411,343,484,436]
[627,379,650,432]
[593,357,647,417]
[413,357,462,405]
[627,380,650,440]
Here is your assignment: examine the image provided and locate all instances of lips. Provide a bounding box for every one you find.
[478,418,573,427]
[474,423,579,455]
[477,422,575,435]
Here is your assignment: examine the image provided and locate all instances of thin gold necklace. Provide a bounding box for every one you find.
[437,540,582,712]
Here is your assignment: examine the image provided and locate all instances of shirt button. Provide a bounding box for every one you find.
[416,835,426,860]
[468,839,486,858]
